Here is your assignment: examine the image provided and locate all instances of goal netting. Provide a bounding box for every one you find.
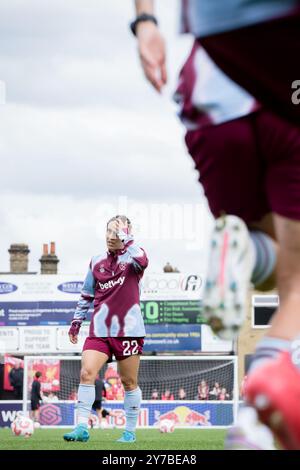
[23,355,238,428]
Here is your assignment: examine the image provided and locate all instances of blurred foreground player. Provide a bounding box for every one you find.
[192,0,300,124]
[132,0,300,449]
[178,0,300,450]
[63,216,148,443]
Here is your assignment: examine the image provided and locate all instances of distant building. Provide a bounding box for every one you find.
[39,242,59,274]
[163,262,174,273]
[163,262,180,273]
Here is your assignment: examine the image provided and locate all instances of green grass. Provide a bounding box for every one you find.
[0,428,226,450]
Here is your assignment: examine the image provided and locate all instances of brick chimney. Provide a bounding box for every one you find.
[39,242,59,274]
[163,262,173,273]
[8,244,30,273]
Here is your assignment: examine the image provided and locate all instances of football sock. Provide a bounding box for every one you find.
[124,387,142,433]
[77,384,95,426]
[248,336,290,374]
[249,231,276,287]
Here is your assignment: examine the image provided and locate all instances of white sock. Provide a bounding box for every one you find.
[77,384,95,426]
[124,387,141,433]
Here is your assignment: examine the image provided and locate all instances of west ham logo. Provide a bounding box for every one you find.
[99,265,105,273]
[119,263,127,271]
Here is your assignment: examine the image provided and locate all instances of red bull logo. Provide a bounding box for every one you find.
[157,406,211,427]
[185,409,211,426]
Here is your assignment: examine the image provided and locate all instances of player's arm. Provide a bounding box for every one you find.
[132,0,167,92]
[118,228,149,273]
[68,261,96,344]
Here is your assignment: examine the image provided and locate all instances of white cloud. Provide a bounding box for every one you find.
[0,0,212,275]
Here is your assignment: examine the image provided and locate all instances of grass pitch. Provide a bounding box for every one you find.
[0,427,226,450]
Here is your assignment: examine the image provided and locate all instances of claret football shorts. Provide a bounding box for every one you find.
[83,336,144,361]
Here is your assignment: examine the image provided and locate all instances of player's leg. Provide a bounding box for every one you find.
[95,407,103,427]
[63,347,109,442]
[268,216,300,338]
[244,111,300,448]
[186,114,277,338]
[78,350,108,423]
[88,400,98,428]
[30,403,40,423]
[35,407,40,424]
[116,352,142,443]
[245,215,300,449]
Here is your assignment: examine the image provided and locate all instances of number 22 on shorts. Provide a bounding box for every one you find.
[122,340,138,356]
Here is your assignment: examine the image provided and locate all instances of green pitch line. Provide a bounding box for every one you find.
[0,428,226,450]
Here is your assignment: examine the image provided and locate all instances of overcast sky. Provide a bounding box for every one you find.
[0,0,213,275]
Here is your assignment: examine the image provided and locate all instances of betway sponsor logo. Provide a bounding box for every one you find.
[99,277,125,290]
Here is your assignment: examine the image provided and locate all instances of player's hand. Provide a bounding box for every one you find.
[109,219,130,241]
[68,320,82,344]
[136,22,167,93]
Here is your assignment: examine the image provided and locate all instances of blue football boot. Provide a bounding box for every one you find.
[63,424,90,442]
[117,430,136,443]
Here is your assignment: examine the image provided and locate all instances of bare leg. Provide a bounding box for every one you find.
[31,409,39,422]
[96,408,103,425]
[80,350,108,384]
[117,355,141,391]
[266,214,300,339]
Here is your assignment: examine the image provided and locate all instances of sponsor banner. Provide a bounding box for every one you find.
[200,325,232,352]
[0,274,207,329]
[0,274,203,301]
[39,402,74,425]
[147,401,233,426]
[0,276,83,301]
[0,402,23,427]
[0,301,91,327]
[0,325,232,353]
[19,327,56,354]
[144,325,201,352]
[0,401,233,427]
[0,282,18,294]
[141,300,203,324]
[0,300,204,326]
[141,274,203,300]
[0,328,19,353]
